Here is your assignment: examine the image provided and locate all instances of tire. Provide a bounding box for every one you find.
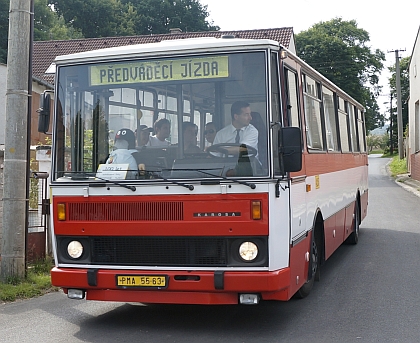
[346,201,360,245]
[294,235,319,299]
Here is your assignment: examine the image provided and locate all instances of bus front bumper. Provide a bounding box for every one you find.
[51,267,292,304]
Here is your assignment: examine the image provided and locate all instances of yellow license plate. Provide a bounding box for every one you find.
[116,275,167,288]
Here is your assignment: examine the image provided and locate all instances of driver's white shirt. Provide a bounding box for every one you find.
[213,124,258,152]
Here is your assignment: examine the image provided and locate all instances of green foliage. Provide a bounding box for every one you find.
[295,18,385,131]
[120,0,220,35]
[367,134,388,153]
[1,0,219,61]
[388,156,407,177]
[0,258,57,302]
[48,0,128,38]
[29,158,40,209]
[34,0,83,40]
[49,0,219,38]
[29,177,39,209]
[0,0,83,62]
[388,56,410,147]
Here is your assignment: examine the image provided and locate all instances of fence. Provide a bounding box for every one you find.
[27,171,50,262]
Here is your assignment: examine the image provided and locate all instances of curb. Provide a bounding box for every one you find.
[384,159,420,198]
[394,174,420,198]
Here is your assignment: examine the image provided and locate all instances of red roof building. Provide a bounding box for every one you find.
[33,27,295,86]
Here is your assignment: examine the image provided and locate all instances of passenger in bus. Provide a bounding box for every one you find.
[182,122,201,153]
[213,101,258,153]
[105,128,138,179]
[147,118,170,146]
[204,122,217,149]
[136,124,153,148]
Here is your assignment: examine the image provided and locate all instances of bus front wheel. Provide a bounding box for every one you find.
[346,201,360,245]
[295,235,319,299]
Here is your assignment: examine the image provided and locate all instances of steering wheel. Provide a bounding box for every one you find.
[206,143,257,158]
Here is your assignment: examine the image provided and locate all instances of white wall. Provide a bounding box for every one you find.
[409,28,420,156]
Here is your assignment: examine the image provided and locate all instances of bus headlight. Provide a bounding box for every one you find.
[239,242,258,261]
[67,241,84,259]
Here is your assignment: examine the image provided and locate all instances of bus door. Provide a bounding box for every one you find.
[284,67,307,243]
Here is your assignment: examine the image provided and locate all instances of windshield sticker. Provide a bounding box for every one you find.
[96,164,129,180]
[89,56,229,86]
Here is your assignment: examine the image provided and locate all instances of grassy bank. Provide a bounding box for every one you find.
[388,156,408,177]
[0,258,57,302]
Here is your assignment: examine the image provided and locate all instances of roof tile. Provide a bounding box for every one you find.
[33,28,294,86]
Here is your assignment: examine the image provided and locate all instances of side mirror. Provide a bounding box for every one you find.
[279,126,302,173]
[37,92,51,133]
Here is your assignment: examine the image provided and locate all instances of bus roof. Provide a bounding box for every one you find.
[54,37,281,65]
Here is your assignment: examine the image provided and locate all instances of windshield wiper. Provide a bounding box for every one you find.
[93,174,136,192]
[64,170,194,191]
[198,169,256,189]
[166,168,256,189]
[64,172,136,192]
[146,170,194,191]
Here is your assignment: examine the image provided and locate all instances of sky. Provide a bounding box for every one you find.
[203,0,419,114]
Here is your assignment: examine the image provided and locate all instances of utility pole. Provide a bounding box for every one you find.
[1,0,32,281]
[388,49,406,159]
[390,93,393,155]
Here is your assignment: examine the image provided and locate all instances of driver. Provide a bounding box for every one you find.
[213,101,258,154]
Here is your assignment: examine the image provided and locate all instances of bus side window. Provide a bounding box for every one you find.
[322,86,339,151]
[338,97,350,152]
[348,103,359,152]
[303,74,324,151]
[285,68,300,128]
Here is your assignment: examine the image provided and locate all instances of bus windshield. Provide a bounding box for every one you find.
[53,50,270,181]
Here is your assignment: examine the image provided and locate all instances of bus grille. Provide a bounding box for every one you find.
[68,202,183,221]
[91,237,228,266]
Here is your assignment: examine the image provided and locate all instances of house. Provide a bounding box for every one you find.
[408,26,420,181]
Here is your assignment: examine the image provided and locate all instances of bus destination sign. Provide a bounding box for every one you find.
[89,56,229,86]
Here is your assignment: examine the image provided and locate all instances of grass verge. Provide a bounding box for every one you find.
[0,257,58,303]
[388,156,408,177]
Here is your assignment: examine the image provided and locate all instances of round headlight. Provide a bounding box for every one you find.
[67,241,83,259]
[239,241,258,261]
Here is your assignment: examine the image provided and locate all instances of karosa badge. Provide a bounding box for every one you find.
[193,212,241,217]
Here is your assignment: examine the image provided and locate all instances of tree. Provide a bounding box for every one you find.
[34,0,83,41]
[388,56,410,140]
[50,0,219,38]
[0,0,83,63]
[49,0,130,38]
[295,18,386,131]
[367,133,388,153]
[120,0,219,35]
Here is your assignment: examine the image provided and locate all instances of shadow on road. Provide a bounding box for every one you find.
[72,228,420,343]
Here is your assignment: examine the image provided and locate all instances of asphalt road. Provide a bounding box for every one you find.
[1,155,420,343]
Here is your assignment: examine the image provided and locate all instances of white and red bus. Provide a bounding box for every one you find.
[40,36,368,305]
